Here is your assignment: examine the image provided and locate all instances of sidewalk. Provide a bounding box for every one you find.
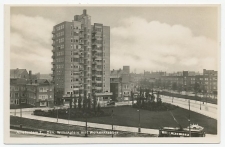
[161,95,217,119]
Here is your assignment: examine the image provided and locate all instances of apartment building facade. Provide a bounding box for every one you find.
[51,9,111,106]
[10,69,54,107]
[110,66,137,101]
[142,69,217,96]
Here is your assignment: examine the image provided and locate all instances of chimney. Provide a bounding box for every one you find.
[83,9,87,15]
[29,70,32,79]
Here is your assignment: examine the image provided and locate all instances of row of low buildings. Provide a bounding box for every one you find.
[10,69,54,107]
[109,68,218,101]
[142,69,218,96]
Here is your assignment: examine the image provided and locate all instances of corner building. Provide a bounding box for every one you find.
[52,9,111,106]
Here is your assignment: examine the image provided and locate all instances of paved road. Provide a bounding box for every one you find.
[161,95,217,119]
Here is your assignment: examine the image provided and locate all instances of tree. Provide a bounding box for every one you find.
[172,82,177,91]
[131,91,134,105]
[83,92,87,110]
[166,81,171,90]
[177,83,182,93]
[194,82,200,97]
[74,99,77,109]
[213,91,217,99]
[78,90,82,109]
[93,92,97,111]
[78,98,82,109]
[87,94,91,110]
[97,103,101,111]
[145,88,150,101]
[162,82,166,90]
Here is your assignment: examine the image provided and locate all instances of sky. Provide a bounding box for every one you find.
[10,6,220,74]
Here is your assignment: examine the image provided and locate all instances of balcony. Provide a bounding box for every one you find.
[92,42,97,46]
[95,57,103,60]
[79,28,84,32]
[79,34,84,38]
[83,43,89,46]
[79,54,84,58]
[83,36,89,40]
[51,55,55,59]
[92,74,102,77]
[51,61,55,65]
[92,30,97,34]
[93,86,102,90]
[96,68,102,71]
[52,30,55,34]
[95,61,102,65]
[50,74,55,77]
[79,41,84,45]
[92,80,102,84]
[95,74,102,77]
[52,36,55,40]
[51,68,55,71]
[73,55,79,58]
[52,42,55,46]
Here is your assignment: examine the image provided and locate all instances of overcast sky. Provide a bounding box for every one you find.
[10,6,219,74]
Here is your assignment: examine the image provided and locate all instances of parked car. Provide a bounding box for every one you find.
[107,101,115,106]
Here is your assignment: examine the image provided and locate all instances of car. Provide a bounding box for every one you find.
[107,101,115,106]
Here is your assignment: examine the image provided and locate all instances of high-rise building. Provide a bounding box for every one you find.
[51,9,111,106]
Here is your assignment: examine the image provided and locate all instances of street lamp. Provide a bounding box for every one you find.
[188,99,191,137]
[137,109,141,133]
[85,113,88,137]
[66,108,70,138]
[20,88,24,129]
[112,109,114,138]
[56,106,59,122]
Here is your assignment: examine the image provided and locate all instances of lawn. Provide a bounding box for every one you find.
[10,104,35,109]
[74,106,217,134]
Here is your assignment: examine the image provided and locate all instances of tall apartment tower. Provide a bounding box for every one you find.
[52,9,111,106]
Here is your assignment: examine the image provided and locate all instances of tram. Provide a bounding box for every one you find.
[159,124,205,137]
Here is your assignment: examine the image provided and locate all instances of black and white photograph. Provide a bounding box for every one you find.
[4,4,221,144]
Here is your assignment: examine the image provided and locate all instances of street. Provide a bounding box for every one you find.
[161,95,217,119]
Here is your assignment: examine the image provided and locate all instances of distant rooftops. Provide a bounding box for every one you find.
[10,68,27,79]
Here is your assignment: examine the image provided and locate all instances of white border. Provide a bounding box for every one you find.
[1,0,225,147]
